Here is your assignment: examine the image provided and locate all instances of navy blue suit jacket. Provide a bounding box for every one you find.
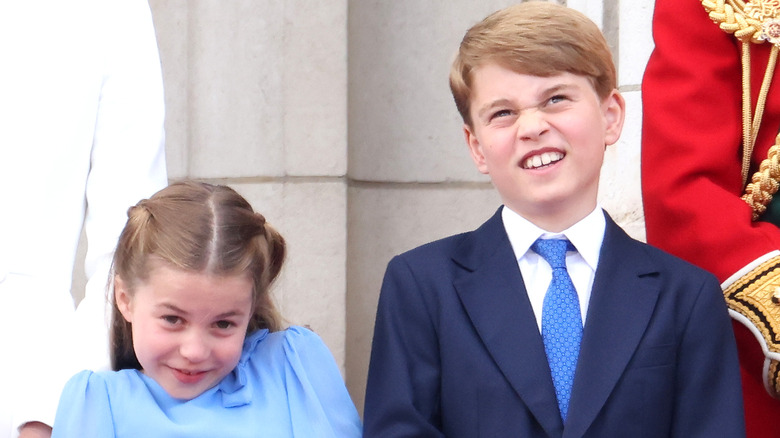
[364,208,744,437]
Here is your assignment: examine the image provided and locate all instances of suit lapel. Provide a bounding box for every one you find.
[563,214,661,438]
[453,208,564,437]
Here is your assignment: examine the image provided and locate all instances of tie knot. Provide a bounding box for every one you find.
[531,238,572,269]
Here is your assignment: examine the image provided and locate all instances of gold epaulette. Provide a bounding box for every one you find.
[724,254,780,397]
[702,0,780,221]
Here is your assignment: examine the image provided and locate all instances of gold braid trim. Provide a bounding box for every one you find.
[744,134,780,219]
[724,254,780,397]
[701,0,767,43]
[770,360,780,398]
[702,0,780,220]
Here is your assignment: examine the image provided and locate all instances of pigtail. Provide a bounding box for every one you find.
[260,216,286,287]
[247,213,286,333]
[125,203,153,249]
[110,202,155,371]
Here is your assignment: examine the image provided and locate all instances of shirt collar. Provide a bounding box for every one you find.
[501,205,605,271]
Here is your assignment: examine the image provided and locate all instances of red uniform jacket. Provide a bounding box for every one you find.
[642,0,780,436]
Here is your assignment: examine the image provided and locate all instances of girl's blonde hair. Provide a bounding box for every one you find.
[110,181,286,370]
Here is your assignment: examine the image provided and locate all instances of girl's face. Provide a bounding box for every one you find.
[115,263,254,400]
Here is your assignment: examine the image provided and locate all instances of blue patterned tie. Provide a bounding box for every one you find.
[531,238,582,421]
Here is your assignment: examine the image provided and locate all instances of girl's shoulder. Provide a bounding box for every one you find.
[240,325,329,365]
[267,325,324,348]
[217,325,336,407]
[65,368,143,388]
[62,368,148,399]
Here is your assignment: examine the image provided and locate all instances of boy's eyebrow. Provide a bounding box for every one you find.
[542,83,576,96]
[475,82,579,120]
[476,98,513,120]
[535,83,579,101]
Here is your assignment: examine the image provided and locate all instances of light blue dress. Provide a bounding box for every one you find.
[51,326,362,437]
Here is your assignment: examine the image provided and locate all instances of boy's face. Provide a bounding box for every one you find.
[464,64,624,231]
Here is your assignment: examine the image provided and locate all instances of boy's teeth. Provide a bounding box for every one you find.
[524,151,563,169]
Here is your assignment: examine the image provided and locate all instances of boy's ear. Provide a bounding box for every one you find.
[602,90,626,146]
[464,124,489,174]
[114,276,134,323]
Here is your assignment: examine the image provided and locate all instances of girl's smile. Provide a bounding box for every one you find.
[115,262,254,400]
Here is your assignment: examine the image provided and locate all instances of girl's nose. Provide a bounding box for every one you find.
[179,331,210,363]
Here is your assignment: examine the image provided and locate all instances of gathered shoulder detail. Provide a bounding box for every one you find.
[218,329,269,407]
[52,370,117,437]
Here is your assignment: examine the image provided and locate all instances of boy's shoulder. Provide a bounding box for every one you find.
[395,208,504,261]
[399,230,473,258]
[627,234,714,275]
[613,227,721,291]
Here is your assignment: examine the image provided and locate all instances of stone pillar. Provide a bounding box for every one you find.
[148,0,350,369]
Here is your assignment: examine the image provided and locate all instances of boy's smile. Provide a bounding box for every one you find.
[463,65,624,231]
[522,151,564,170]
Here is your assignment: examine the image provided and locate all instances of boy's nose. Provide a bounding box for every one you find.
[179,331,210,363]
[517,109,549,141]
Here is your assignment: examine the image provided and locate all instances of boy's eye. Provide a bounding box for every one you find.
[548,94,567,104]
[491,109,512,119]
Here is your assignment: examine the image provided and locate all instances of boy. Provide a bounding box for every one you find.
[363,2,745,437]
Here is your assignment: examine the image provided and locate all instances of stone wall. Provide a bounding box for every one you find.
[72,0,656,414]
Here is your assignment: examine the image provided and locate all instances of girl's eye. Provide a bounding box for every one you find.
[215,320,234,330]
[162,315,181,325]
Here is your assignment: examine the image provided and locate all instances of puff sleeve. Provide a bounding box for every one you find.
[51,371,116,438]
[281,327,362,438]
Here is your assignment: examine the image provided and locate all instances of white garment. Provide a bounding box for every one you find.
[502,206,606,331]
[0,0,167,436]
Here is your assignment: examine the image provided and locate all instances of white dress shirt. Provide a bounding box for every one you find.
[0,1,167,435]
[502,206,606,331]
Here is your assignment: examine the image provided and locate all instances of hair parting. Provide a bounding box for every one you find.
[109,181,286,370]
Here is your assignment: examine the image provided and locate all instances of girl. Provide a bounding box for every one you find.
[51,181,362,437]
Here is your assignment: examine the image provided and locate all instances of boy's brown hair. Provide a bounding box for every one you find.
[450,1,616,127]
